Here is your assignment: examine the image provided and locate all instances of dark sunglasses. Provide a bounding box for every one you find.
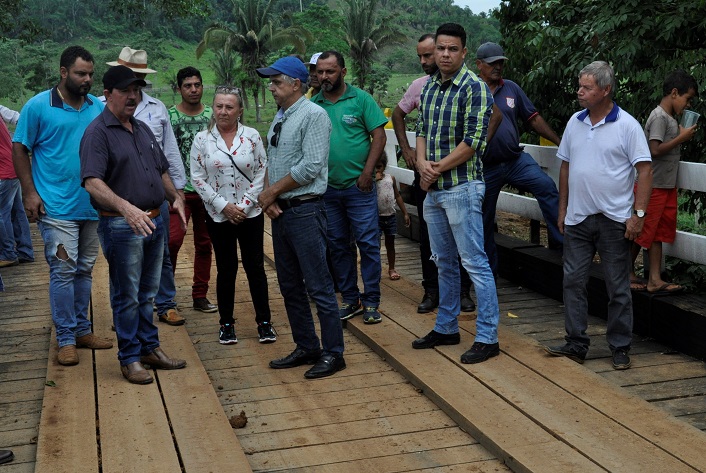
[270,121,282,147]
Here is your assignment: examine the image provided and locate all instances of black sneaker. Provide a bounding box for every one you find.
[611,349,631,370]
[460,292,476,312]
[417,293,439,313]
[219,324,237,345]
[544,343,587,364]
[258,322,277,343]
[339,300,363,320]
[460,341,500,364]
[194,297,218,313]
[412,330,460,349]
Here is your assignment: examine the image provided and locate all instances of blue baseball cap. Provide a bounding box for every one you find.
[256,57,309,83]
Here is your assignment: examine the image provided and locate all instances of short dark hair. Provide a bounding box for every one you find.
[418,33,435,43]
[318,51,345,68]
[60,46,94,70]
[435,23,466,47]
[663,69,699,98]
[176,66,203,88]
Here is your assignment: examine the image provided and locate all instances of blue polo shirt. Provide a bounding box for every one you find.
[483,79,537,167]
[80,107,170,212]
[13,87,104,220]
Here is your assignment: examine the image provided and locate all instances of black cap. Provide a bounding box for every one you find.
[103,65,147,90]
[476,42,508,63]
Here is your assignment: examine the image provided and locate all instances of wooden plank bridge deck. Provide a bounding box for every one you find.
[1,222,705,472]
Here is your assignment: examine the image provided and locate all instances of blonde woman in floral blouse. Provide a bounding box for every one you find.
[190,86,276,345]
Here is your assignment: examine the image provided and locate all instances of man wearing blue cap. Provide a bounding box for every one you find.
[256,57,345,379]
[475,42,563,276]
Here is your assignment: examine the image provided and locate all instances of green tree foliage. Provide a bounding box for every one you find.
[291,3,348,56]
[197,0,311,122]
[342,0,405,90]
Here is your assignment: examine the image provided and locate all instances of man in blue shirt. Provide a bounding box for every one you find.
[413,23,501,364]
[475,42,563,275]
[81,65,187,384]
[13,46,113,366]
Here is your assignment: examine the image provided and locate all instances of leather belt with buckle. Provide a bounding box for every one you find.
[99,208,160,219]
[275,196,322,210]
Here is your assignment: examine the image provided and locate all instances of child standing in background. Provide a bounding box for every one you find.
[376,152,410,281]
[630,69,699,295]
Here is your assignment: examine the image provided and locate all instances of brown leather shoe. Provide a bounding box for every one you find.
[57,345,79,366]
[158,309,185,326]
[76,333,113,349]
[120,362,154,384]
[140,347,186,370]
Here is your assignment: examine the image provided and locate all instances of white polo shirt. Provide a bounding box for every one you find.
[557,103,650,225]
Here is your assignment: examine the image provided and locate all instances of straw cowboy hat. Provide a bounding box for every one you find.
[107,47,157,74]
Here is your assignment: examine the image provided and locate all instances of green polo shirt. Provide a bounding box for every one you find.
[312,83,387,189]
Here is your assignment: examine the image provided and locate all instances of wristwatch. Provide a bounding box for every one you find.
[634,209,646,218]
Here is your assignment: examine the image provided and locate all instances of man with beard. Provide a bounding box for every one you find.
[105,47,189,326]
[392,34,475,314]
[312,50,388,324]
[13,46,113,366]
[80,65,187,384]
[255,57,345,379]
[167,66,218,315]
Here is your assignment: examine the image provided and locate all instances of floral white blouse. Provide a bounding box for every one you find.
[190,124,267,222]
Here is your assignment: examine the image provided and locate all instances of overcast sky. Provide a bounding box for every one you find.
[453,0,501,15]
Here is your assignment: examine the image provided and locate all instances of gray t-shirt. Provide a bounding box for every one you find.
[644,106,680,189]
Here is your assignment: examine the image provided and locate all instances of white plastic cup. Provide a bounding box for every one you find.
[681,110,700,128]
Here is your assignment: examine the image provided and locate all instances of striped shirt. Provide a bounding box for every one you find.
[265,96,332,199]
[417,64,493,190]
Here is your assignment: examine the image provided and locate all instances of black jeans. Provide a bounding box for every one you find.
[206,213,271,326]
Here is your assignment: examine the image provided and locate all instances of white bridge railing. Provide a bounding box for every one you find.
[385,129,706,267]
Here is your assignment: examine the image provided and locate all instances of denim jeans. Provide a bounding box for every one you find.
[483,152,563,274]
[272,200,344,355]
[169,192,212,299]
[206,213,271,326]
[414,171,471,295]
[154,200,177,314]
[98,215,163,366]
[562,214,633,352]
[324,184,381,308]
[37,216,99,347]
[0,178,33,261]
[424,181,500,343]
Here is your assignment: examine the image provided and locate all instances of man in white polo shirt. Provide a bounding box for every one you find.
[544,61,652,370]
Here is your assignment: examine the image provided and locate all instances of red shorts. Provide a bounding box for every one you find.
[634,185,677,249]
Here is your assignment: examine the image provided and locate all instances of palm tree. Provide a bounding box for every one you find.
[342,0,405,91]
[196,0,310,122]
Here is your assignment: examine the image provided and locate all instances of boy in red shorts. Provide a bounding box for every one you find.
[630,69,698,294]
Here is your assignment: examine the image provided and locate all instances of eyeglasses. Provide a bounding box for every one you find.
[270,121,282,147]
[215,85,241,95]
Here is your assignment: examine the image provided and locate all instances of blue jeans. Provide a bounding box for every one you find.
[483,152,563,274]
[154,200,177,314]
[424,181,500,343]
[0,178,33,261]
[37,216,99,347]
[98,216,163,366]
[272,200,343,355]
[563,214,633,352]
[324,184,381,308]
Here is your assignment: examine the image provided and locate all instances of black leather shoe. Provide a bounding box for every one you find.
[304,354,346,379]
[460,341,500,364]
[0,450,14,465]
[460,292,476,312]
[544,343,587,364]
[269,347,322,369]
[417,293,439,313]
[412,330,460,349]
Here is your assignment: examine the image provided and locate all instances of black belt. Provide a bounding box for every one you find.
[276,196,322,210]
